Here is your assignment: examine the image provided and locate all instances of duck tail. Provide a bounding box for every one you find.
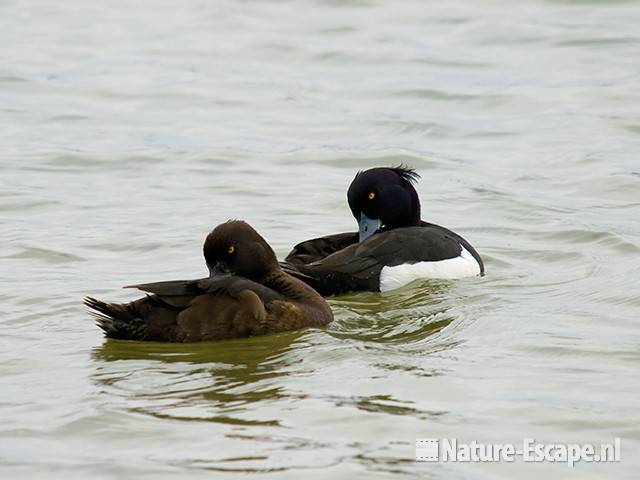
[84,296,149,340]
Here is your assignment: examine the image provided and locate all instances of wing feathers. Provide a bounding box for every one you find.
[125,275,284,303]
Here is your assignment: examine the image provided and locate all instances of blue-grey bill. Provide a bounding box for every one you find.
[208,262,230,277]
[358,214,381,242]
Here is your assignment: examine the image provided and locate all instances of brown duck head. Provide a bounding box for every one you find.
[203,220,279,281]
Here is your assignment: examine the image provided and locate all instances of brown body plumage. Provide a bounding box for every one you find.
[85,221,333,342]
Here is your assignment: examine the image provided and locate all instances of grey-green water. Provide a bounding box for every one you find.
[1,1,639,478]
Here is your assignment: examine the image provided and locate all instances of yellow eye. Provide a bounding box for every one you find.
[368,192,376,200]
[228,245,235,254]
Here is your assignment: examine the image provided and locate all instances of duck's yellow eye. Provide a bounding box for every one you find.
[368,192,376,200]
[228,245,235,254]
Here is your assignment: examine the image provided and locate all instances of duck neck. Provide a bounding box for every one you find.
[390,185,421,229]
[385,201,421,230]
[262,269,321,302]
[406,187,422,225]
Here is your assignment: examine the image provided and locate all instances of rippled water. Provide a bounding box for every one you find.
[2,0,640,478]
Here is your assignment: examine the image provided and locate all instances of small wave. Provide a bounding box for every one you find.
[6,246,85,264]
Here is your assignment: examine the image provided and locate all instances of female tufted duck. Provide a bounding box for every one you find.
[85,220,333,341]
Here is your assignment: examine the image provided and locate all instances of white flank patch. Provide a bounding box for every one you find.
[379,246,481,292]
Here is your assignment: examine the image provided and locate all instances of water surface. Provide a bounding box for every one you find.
[1,0,640,478]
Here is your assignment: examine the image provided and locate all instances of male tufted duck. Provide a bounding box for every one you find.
[282,166,484,295]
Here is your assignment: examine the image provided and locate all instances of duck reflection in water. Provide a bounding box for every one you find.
[91,330,306,426]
